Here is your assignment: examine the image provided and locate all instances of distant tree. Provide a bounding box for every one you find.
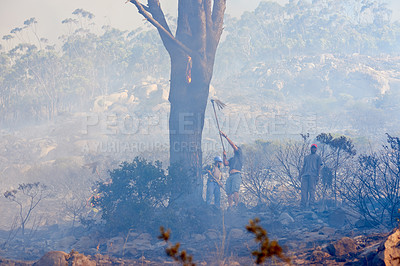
[23,17,42,49]
[63,191,91,230]
[3,182,49,241]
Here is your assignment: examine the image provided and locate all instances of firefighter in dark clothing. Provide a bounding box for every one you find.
[300,144,322,208]
[220,131,243,208]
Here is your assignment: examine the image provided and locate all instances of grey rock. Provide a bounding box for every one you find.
[229,229,244,239]
[192,233,206,242]
[319,227,336,236]
[206,229,219,240]
[309,250,330,263]
[327,237,357,257]
[279,212,294,225]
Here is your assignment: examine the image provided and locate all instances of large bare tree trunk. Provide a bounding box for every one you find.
[169,52,212,202]
[129,0,226,204]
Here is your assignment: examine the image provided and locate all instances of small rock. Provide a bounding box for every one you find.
[192,234,206,242]
[319,227,336,236]
[279,212,295,225]
[229,229,244,239]
[128,231,139,238]
[154,241,167,249]
[301,211,318,220]
[137,233,152,241]
[310,250,330,262]
[126,238,153,251]
[206,229,219,240]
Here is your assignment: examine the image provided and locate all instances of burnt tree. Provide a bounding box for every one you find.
[128,0,226,204]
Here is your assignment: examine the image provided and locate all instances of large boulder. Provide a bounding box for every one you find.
[327,237,357,257]
[361,229,400,266]
[384,229,400,265]
[279,212,294,225]
[33,251,68,266]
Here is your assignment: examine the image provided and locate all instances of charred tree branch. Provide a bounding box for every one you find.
[148,0,172,35]
[128,0,193,56]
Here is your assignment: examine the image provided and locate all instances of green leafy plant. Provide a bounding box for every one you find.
[92,157,169,233]
[91,157,195,234]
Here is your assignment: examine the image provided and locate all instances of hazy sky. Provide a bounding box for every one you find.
[0,0,399,47]
[0,0,286,46]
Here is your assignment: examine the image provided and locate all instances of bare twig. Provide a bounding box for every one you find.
[246,218,291,265]
[158,226,195,266]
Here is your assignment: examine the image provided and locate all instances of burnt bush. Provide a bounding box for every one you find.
[91,157,208,235]
[341,134,400,228]
[92,157,170,233]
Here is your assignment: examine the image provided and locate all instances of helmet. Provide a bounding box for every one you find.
[214,156,223,162]
[311,144,318,148]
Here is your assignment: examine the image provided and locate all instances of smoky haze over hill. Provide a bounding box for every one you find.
[0,0,400,263]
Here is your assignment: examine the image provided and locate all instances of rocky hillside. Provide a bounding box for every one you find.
[0,204,399,265]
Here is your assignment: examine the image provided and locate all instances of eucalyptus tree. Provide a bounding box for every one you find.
[127,0,226,203]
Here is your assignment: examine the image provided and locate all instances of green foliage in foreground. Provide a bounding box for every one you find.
[91,157,195,234]
[92,157,169,233]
